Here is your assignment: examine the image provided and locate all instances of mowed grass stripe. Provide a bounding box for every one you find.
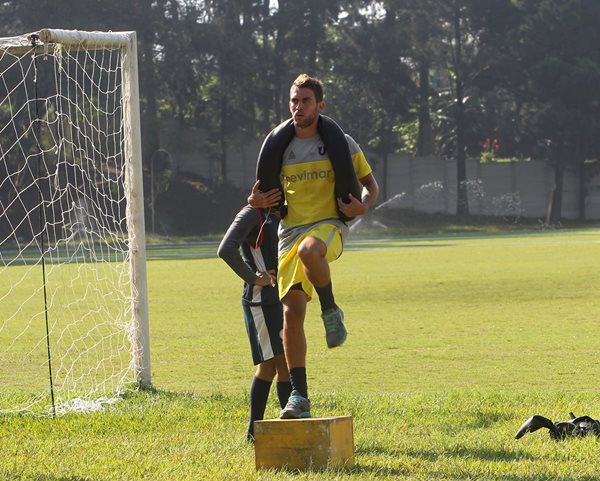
[2,231,598,395]
[145,230,600,395]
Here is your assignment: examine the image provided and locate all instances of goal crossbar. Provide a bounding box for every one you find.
[0,29,135,54]
[37,29,135,48]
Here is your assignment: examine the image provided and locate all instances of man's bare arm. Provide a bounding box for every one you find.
[337,173,379,218]
[247,180,282,208]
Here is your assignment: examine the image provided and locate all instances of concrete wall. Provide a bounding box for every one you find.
[170,137,600,220]
[361,154,600,220]
[376,156,600,219]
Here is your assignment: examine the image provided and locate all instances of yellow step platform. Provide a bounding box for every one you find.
[254,416,354,470]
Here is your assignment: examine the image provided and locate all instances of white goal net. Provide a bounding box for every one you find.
[0,29,150,415]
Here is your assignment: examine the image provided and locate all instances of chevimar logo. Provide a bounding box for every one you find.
[281,169,331,182]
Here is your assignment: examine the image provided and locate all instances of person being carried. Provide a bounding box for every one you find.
[217,206,291,440]
[249,73,379,419]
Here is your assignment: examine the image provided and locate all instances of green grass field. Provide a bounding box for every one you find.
[2,229,600,480]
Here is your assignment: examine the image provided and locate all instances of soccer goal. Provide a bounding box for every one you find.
[0,29,150,415]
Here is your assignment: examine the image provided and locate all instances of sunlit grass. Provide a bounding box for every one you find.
[1,229,600,480]
[3,390,600,480]
[146,230,600,396]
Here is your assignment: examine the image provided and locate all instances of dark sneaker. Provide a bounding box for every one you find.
[321,307,347,348]
[280,390,311,419]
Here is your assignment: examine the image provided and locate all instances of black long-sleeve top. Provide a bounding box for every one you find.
[217,206,280,305]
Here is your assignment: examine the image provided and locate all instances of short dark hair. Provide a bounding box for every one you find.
[291,74,324,102]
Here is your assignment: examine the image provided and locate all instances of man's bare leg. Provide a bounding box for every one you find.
[297,236,330,288]
[282,289,307,370]
[280,288,311,418]
[297,236,347,348]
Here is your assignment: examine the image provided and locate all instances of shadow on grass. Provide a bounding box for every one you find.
[348,463,599,481]
[458,411,515,431]
[264,463,411,478]
[351,444,565,481]
[121,386,234,402]
[356,442,538,462]
[445,444,539,462]
[345,463,415,477]
[6,475,94,481]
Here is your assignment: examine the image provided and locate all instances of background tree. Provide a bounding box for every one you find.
[398,0,445,157]
[514,0,600,222]
[322,2,416,199]
[3,0,600,231]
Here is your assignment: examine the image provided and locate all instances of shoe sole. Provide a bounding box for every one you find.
[280,410,311,419]
[326,329,347,348]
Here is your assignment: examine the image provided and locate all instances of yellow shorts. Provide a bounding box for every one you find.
[278,223,343,301]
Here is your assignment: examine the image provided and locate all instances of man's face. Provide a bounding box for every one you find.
[289,86,324,129]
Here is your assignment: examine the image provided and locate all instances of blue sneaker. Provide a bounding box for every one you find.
[321,307,347,348]
[280,390,311,419]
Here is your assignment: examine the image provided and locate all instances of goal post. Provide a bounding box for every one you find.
[0,28,151,414]
[119,31,152,390]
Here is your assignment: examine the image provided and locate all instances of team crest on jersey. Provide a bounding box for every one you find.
[318,145,326,156]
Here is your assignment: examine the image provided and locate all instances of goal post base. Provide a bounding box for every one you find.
[254,416,355,471]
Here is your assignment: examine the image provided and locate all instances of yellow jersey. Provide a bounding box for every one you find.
[280,133,372,227]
